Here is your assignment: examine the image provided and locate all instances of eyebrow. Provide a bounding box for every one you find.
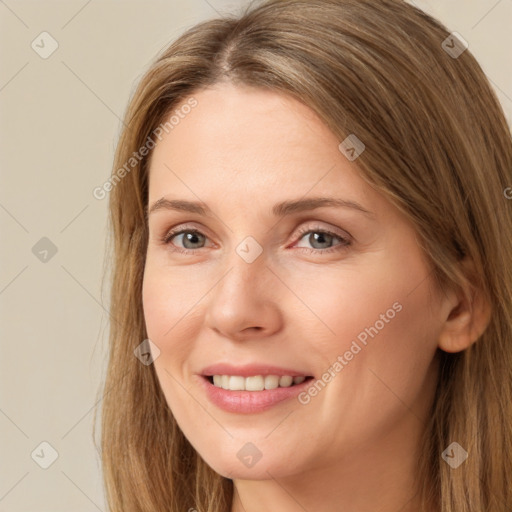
[148,196,375,218]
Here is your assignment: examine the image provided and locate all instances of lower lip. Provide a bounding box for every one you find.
[198,375,314,414]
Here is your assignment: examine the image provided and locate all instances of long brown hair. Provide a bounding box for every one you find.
[96,1,512,510]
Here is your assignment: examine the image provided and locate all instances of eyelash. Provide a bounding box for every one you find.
[160,223,352,256]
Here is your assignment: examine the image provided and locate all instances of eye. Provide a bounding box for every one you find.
[173,231,205,248]
[161,228,212,254]
[293,226,352,253]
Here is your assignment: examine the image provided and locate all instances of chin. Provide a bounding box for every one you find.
[200,447,301,481]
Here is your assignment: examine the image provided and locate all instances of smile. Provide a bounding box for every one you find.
[209,374,308,391]
[199,373,315,414]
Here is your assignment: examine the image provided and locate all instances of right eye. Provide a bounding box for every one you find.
[161,227,214,254]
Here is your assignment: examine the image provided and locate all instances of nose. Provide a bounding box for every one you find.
[203,249,284,342]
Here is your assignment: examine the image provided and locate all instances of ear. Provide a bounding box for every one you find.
[437,261,492,353]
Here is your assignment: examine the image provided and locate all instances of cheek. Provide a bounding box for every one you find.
[310,246,438,357]
[275,257,418,356]
[297,251,439,433]
[142,256,207,338]
[141,261,204,420]
[141,259,208,382]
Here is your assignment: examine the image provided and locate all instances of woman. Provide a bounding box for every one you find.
[97,0,512,510]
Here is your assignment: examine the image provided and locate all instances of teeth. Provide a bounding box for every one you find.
[229,376,245,390]
[279,375,293,387]
[210,375,308,391]
[264,375,279,389]
[246,376,264,391]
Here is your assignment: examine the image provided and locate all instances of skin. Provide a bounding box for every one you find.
[142,82,488,512]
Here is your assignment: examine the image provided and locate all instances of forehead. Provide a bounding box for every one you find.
[147,83,380,212]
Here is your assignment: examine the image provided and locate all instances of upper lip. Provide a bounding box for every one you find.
[200,363,312,378]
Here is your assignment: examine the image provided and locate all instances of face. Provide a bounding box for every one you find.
[142,82,443,480]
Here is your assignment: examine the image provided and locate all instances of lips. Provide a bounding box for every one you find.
[197,362,315,413]
[198,373,314,413]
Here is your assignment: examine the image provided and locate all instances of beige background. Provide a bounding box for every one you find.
[0,1,510,510]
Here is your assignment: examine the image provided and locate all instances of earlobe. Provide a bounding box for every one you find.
[438,281,492,354]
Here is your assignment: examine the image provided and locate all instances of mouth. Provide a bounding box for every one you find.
[203,374,315,391]
[198,363,315,413]
[199,372,315,413]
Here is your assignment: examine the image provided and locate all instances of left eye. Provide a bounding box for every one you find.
[166,230,208,250]
[295,230,350,250]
